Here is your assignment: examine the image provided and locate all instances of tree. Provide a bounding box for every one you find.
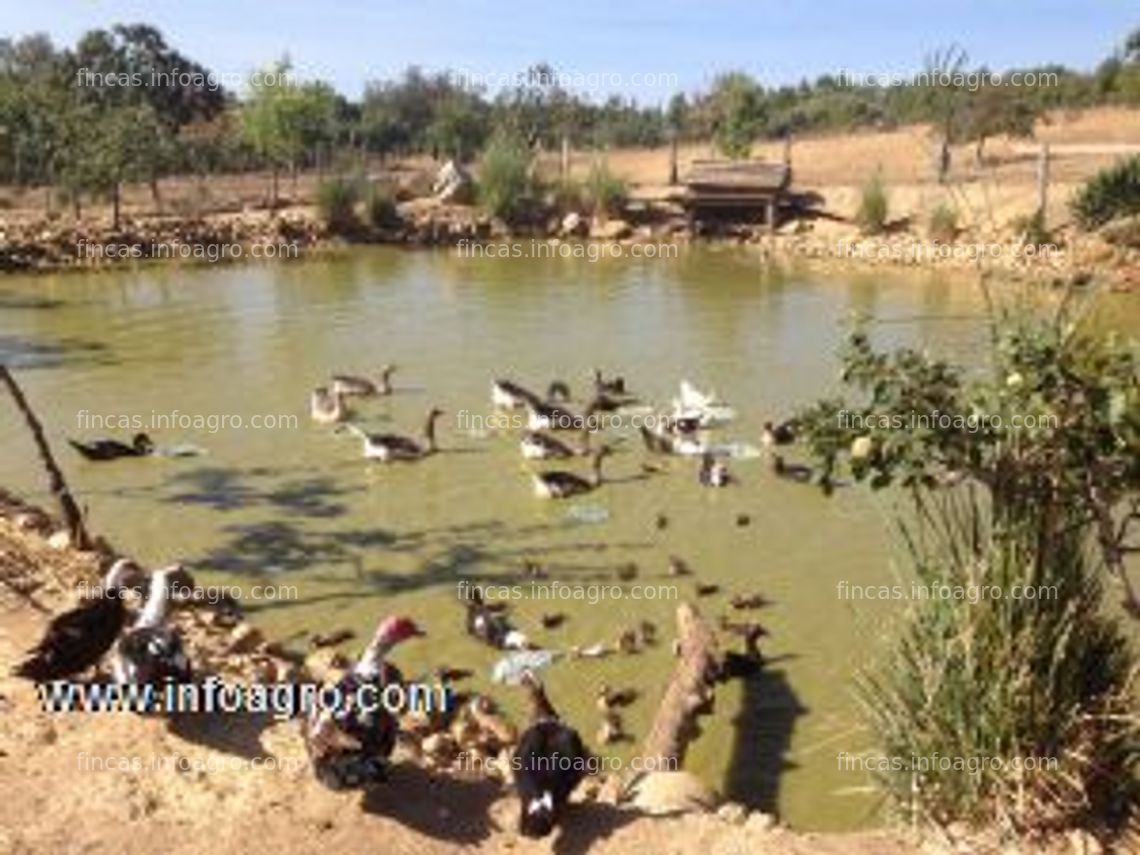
[708,71,762,159]
[964,85,1041,164]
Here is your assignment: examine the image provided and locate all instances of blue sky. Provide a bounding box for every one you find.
[7,1,1138,101]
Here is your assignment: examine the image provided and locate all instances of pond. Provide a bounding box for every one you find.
[1,246,1135,830]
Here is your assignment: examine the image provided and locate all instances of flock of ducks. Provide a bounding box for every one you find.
[47,363,819,838]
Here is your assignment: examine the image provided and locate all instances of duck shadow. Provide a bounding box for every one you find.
[553,800,641,855]
[167,708,278,761]
[361,764,504,845]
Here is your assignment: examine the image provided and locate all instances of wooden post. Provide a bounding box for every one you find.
[561,135,570,179]
[0,366,90,549]
[1036,143,1050,224]
[669,131,679,186]
[782,134,792,168]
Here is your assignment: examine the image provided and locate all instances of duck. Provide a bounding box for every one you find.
[515,670,589,838]
[520,429,585,460]
[616,628,639,653]
[492,379,541,410]
[331,365,396,398]
[546,380,572,403]
[465,590,529,650]
[638,425,675,455]
[524,398,597,432]
[593,369,627,397]
[761,419,798,447]
[14,559,143,680]
[305,615,425,790]
[310,387,348,424]
[69,433,154,461]
[340,408,444,461]
[522,559,547,579]
[668,555,692,576]
[655,513,670,531]
[695,582,721,597]
[671,380,734,428]
[719,623,768,681]
[109,565,193,691]
[596,710,627,745]
[531,446,611,500]
[636,620,658,646]
[699,452,731,487]
[771,454,813,483]
[540,612,565,630]
[730,592,771,610]
[615,562,638,582]
[596,684,638,712]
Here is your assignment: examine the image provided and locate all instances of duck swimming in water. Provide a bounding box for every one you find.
[14,559,143,680]
[524,398,598,432]
[761,419,798,447]
[531,446,611,499]
[310,387,348,424]
[305,615,425,790]
[515,670,589,838]
[332,364,396,398]
[699,452,731,487]
[546,380,572,403]
[593,369,627,397]
[110,565,193,693]
[69,433,154,461]
[492,379,541,410]
[520,429,586,460]
[340,408,444,461]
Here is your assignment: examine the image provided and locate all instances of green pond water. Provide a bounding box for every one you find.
[1,246,1136,831]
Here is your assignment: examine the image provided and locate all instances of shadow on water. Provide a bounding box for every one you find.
[0,335,112,370]
[724,665,808,815]
[156,467,363,517]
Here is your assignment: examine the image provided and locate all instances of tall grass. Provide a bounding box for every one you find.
[860,486,1138,836]
[857,172,889,235]
[316,174,362,234]
[583,160,629,219]
[477,133,539,225]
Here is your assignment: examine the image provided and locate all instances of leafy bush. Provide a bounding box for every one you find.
[365,182,400,229]
[583,160,629,219]
[316,175,361,233]
[1072,155,1140,228]
[477,133,539,225]
[927,202,959,242]
[856,173,889,235]
[794,306,1140,837]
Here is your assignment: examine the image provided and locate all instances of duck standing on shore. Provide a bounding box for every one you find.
[110,565,193,692]
[14,558,143,680]
[515,670,589,838]
[698,452,730,487]
[339,408,444,461]
[68,433,154,461]
[332,364,396,398]
[305,615,425,790]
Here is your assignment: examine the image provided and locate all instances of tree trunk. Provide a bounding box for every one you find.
[149,174,162,213]
[0,366,90,549]
[270,167,279,211]
[111,182,121,230]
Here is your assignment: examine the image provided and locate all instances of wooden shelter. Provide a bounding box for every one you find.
[676,158,792,231]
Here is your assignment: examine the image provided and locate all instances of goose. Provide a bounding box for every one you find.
[668,555,692,576]
[615,562,638,581]
[305,615,425,790]
[593,369,626,397]
[671,380,735,428]
[340,408,444,461]
[110,565,193,691]
[731,592,771,610]
[332,364,396,398]
[492,379,541,410]
[699,452,731,487]
[531,446,611,499]
[540,612,565,630]
[695,582,720,597]
[311,387,348,424]
[69,433,154,461]
[771,454,813,483]
[761,419,797,447]
[546,380,572,403]
[465,590,529,650]
[515,670,589,838]
[524,398,598,432]
[14,559,143,680]
[520,429,585,460]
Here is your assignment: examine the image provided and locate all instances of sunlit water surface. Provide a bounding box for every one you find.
[1,247,1136,830]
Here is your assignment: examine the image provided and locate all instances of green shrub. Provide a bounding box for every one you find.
[927,202,958,242]
[1072,155,1140,228]
[365,182,400,229]
[316,175,362,233]
[477,133,539,224]
[856,173,889,235]
[583,160,629,219]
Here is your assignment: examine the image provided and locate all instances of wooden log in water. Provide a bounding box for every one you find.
[0,365,90,549]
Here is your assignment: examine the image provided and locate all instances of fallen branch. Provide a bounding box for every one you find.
[0,365,90,549]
